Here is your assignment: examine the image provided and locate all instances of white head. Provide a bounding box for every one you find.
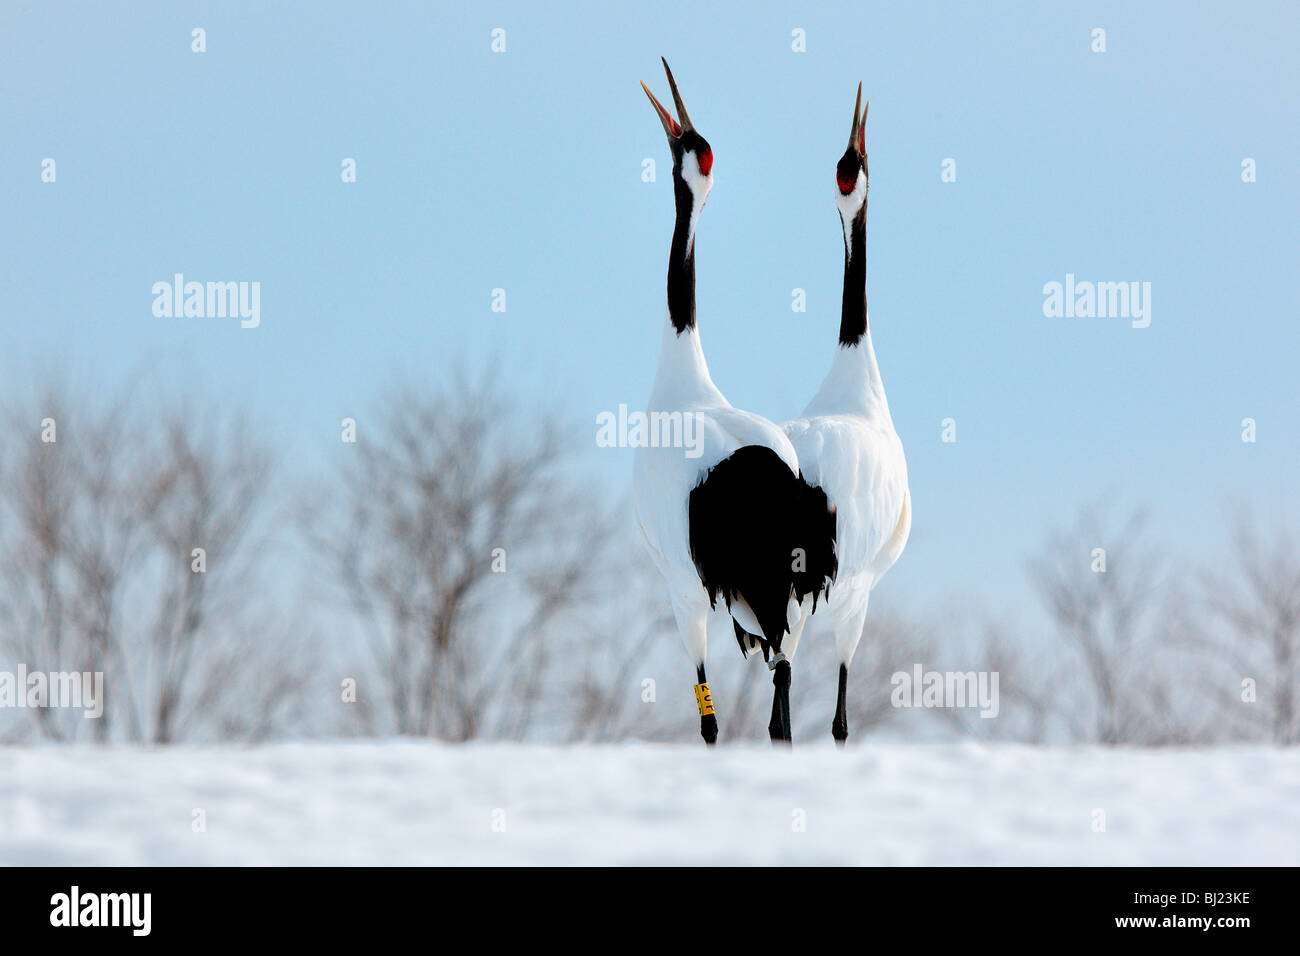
[641,58,715,227]
[834,83,868,251]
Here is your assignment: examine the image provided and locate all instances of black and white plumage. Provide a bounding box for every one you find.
[782,86,912,745]
[689,446,836,661]
[632,59,835,745]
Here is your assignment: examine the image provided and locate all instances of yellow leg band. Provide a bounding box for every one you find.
[694,681,714,717]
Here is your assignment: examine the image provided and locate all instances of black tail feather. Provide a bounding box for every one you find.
[689,445,837,653]
[791,473,838,612]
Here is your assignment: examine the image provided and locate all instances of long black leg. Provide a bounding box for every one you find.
[696,665,717,745]
[768,659,792,745]
[832,663,849,746]
[782,665,793,742]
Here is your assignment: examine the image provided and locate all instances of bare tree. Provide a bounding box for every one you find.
[1026,503,1223,745]
[304,372,626,741]
[564,579,673,743]
[0,388,80,740]
[911,621,1050,743]
[0,385,298,743]
[1204,515,1300,744]
[133,409,278,742]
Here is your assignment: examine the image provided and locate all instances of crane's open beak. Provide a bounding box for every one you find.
[848,82,868,154]
[641,57,694,139]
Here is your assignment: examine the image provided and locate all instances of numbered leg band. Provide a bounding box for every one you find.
[694,681,714,717]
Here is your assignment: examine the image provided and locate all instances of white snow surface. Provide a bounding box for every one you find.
[2,741,1297,866]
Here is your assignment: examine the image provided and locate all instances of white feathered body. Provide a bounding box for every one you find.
[783,329,910,659]
[634,319,800,646]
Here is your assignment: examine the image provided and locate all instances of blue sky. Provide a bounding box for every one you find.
[3,1,1297,617]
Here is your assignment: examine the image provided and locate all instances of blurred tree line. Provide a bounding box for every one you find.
[0,378,1295,746]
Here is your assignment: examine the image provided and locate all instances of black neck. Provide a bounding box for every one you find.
[839,206,867,346]
[667,174,696,335]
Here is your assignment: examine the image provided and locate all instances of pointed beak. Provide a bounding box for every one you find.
[640,57,694,139]
[848,82,868,154]
[641,80,680,137]
[661,57,694,132]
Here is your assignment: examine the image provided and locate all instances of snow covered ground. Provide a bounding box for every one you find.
[2,741,1297,866]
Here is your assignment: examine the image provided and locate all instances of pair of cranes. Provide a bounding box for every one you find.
[633,60,911,746]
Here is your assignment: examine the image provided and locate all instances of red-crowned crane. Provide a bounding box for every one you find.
[782,86,912,745]
[632,59,835,745]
